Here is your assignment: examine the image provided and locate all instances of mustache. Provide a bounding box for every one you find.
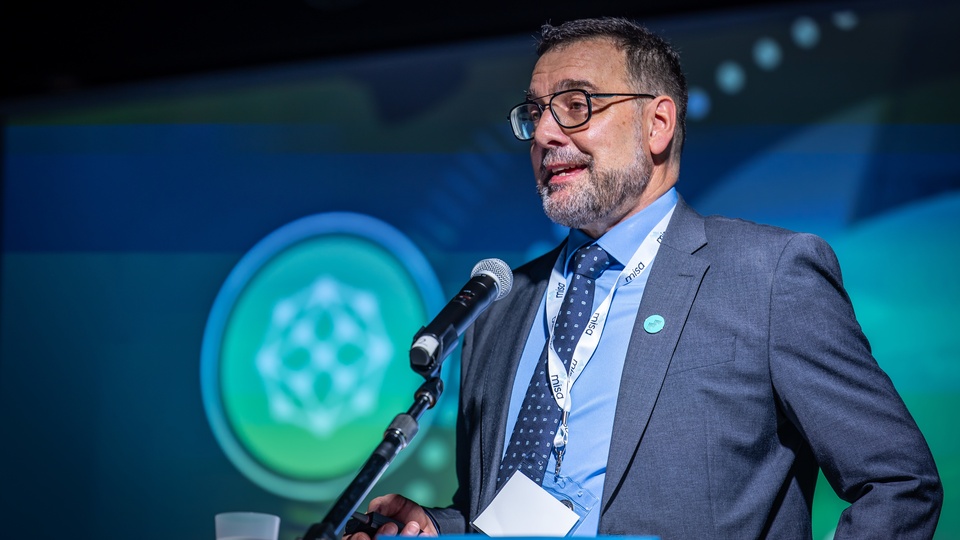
[539,149,592,178]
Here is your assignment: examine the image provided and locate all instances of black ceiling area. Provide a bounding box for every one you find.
[1,0,819,103]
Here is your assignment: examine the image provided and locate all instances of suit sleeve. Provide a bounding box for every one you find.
[422,322,477,534]
[768,233,943,538]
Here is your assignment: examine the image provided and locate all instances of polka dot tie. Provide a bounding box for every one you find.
[496,243,611,489]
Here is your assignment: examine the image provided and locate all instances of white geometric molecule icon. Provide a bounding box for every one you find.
[255,275,394,437]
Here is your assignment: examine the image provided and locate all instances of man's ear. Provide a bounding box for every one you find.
[647,96,677,157]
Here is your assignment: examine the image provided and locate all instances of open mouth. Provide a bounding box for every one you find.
[550,165,583,178]
[542,162,588,185]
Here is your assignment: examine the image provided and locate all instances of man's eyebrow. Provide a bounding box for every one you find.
[557,79,596,91]
[525,79,599,101]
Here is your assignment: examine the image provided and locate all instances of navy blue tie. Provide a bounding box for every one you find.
[496,244,611,488]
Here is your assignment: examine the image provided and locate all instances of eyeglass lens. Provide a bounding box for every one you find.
[509,90,591,140]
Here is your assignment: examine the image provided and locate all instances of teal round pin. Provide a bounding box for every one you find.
[643,314,665,334]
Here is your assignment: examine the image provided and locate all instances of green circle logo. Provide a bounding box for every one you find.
[201,212,442,500]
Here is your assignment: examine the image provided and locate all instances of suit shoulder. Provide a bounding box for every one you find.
[703,213,795,239]
[696,214,841,279]
[701,214,830,252]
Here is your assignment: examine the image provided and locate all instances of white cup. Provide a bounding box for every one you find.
[215,511,280,540]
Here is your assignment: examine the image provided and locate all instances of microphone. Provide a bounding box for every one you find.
[410,258,513,378]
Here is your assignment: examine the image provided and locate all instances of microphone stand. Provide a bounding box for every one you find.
[300,376,443,540]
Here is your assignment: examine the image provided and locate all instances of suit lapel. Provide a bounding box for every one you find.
[601,198,710,512]
[475,248,559,512]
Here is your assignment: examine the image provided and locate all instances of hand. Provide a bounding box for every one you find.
[346,494,438,539]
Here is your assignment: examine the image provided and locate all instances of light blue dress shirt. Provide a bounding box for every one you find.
[500,187,678,535]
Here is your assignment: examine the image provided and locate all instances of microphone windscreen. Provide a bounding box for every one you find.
[471,258,513,301]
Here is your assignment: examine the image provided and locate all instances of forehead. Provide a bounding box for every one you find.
[529,38,629,96]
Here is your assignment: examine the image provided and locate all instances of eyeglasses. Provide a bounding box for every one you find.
[507,89,656,141]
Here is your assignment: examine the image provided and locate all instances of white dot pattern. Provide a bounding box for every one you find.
[496,244,610,488]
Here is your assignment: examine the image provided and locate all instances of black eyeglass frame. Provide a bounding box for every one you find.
[507,89,656,141]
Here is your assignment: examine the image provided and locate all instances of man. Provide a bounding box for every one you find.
[356,17,943,538]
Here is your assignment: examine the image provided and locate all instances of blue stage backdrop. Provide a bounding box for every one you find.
[2,1,958,539]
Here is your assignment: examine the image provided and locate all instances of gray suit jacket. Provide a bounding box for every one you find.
[428,196,942,538]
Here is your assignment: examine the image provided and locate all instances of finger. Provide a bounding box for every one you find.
[377,521,400,537]
[369,494,405,516]
[400,521,422,537]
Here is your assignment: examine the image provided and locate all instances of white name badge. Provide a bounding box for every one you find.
[472,471,579,537]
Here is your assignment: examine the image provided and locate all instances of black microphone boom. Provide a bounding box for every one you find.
[410,258,513,378]
[303,259,511,540]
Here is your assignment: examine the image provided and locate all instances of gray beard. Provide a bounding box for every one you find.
[538,151,653,230]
